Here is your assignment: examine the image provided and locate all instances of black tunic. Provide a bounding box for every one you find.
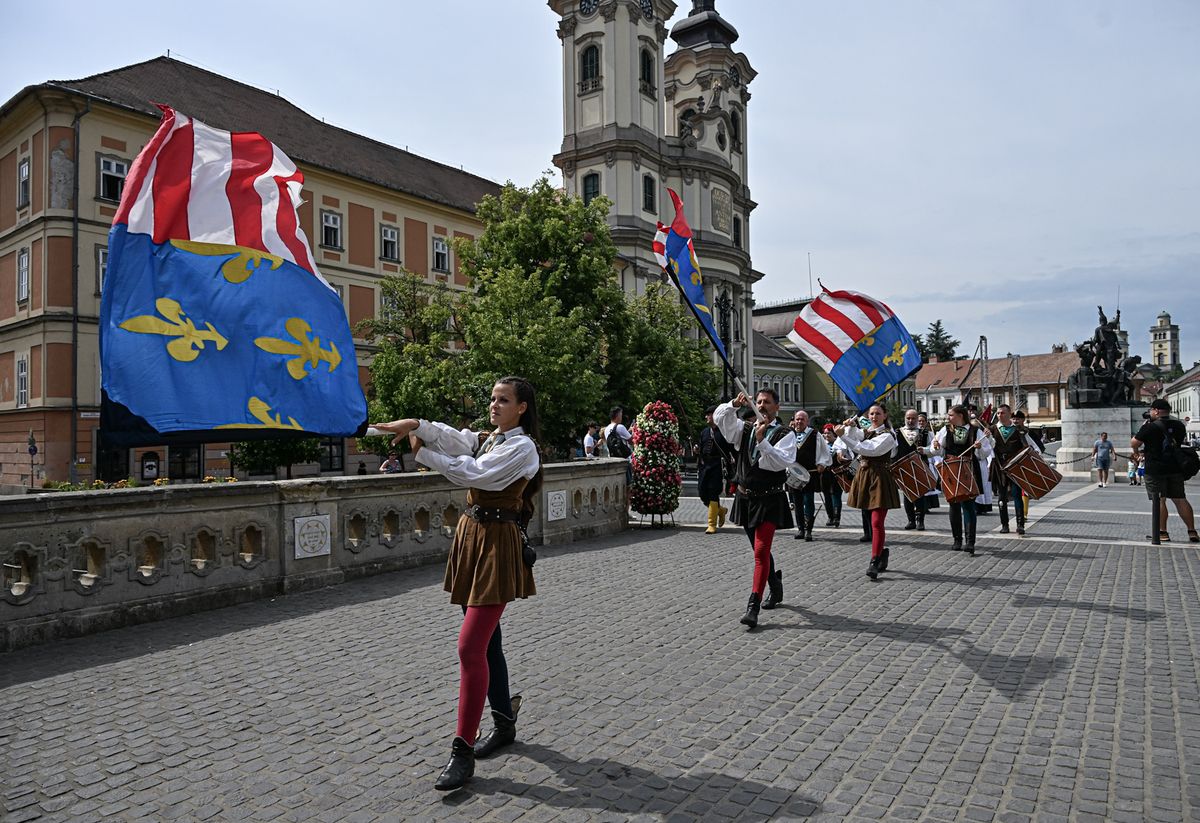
[697,425,731,505]
[730,421,795,530]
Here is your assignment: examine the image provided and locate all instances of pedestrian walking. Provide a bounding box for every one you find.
[1092,432,1115,487]
[371,376,542,792]
[713,389,796,628]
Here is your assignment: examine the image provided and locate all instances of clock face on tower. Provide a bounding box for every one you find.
[580,0,598,14]
[640,0,654,20]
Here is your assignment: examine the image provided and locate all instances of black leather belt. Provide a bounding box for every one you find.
[465,505,522,524]
[737,485,785,498]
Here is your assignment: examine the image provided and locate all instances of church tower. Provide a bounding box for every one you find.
[1150,311,1181,371]
[550,0,758,387]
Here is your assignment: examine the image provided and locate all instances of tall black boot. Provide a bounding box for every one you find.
[434,736,475,791]
[1016,511,1026,536]
[999,503,1010,533]
[740,593,761,628]
[763,570,783,609]
[951,507,963,551]
[475,695,521,759]
[916,502,926,532]
[879,547,890,572]
[805,515,815,542]
[966,519,977,556]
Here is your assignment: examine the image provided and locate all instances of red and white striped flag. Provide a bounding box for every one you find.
[787,287,896,371]
[113,104,319,277]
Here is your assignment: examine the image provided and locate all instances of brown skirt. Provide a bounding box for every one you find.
[848,458,901,511]
[443,516,536,606]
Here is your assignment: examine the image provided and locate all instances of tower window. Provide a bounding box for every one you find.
[639,48,656,98]
[642,175,656,213]
[582,173,600,206]
[733,216,742,249]
[17,247,30,304]
[579,45,601,94]
[731,110,742,150]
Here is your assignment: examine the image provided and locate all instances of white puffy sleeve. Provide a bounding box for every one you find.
[848,429,897,458]
[415,434,540,490]
[757,429,797,472]
[413,420,480,458]
[713,402,747,451]
[814,434,833,468]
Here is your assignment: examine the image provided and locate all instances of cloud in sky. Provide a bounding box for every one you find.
[7,0,1198,364]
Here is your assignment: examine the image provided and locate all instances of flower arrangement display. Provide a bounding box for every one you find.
[630,400,683,516]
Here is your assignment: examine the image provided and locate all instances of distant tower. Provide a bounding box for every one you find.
[1150,311,1180,370]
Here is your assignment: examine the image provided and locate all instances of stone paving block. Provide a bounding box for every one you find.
[2,483,1200,821]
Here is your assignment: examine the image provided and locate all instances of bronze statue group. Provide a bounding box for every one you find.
[370,379,1053,794]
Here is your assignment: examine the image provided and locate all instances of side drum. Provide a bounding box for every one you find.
[1002,447,1062,500]
[938,454,980,504]
[890,450,938,502]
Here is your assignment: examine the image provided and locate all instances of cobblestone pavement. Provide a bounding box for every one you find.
[3,482,1199,822]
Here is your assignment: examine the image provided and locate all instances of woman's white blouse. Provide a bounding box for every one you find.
[413,421,540,491]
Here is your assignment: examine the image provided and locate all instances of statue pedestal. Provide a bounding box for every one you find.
[1057,407,1145,481]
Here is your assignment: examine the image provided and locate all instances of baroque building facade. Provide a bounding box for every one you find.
[549,0,758,385]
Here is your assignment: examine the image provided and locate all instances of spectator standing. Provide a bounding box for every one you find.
[583,422,601,458]
[379,452,403,474]
[1131,399,1197,543]
[1092,432,1115,487]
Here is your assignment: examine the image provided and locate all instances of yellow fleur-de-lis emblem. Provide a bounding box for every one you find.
[215,397,303,430]
[883,341,908,366]
[255,318,342,380]
[170,240,284,284]
[856,368,879,394]
[119,297,228,362]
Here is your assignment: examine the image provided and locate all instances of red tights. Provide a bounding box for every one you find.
[870,509,886,558]
[455,603,506,743]
[748,521,777,596]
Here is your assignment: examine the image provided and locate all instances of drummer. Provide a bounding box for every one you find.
[917,412,940,512]
[820,424,852,528]
[932,404,993,555]
[790,409,832,542]
[897,408,935,531]
[837,405,900,580]
[986,403,1041,535]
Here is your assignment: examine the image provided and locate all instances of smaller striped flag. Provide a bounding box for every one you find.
[787,287,922,412]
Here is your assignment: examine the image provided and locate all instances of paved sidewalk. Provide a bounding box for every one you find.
[3,482,1199,821]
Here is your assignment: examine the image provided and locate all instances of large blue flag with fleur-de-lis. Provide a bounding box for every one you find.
[99,106,366,445]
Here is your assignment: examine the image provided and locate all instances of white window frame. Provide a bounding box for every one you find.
[16,357,28,408]
[99,156,128,202]
[432,237,450,273]
[96,246,109,295]
[321,211,343,249]
[17,247,30,304]
[17,158,31,209]
[380,225,399,261]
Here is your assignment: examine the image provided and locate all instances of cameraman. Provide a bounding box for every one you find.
[1131,399,1196,543]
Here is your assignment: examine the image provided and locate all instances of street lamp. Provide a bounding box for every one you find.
[713,291,733,400]
[27,430,37,489]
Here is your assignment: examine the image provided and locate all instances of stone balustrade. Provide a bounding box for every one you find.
[0,459,627,651]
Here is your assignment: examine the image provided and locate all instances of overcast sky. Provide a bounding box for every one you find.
[8,0,1199,366]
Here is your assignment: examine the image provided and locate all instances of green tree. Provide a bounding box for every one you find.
[462,266,605,457]
[622,283,721,436]
[229,437,323,479]
[919,320,960,362]
[455,178,639,404]
[357,272,480,463]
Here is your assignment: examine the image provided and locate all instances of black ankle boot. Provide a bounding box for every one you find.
[762,570,783,609]
[904,520,916,531]
[866,556,881,580]
[740,593,761,628]
[805,516,815,542]
[434,736,475,791]
[879,548,890,572]
[952,538,963,551]
[916,514,925,531]
[474,695,521,759]
[1016,517,1026,536]
[966,522,976,555]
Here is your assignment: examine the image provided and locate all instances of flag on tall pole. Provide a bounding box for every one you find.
[788,286,922,412]
[652,188,727,361]
[99,105,367,445]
